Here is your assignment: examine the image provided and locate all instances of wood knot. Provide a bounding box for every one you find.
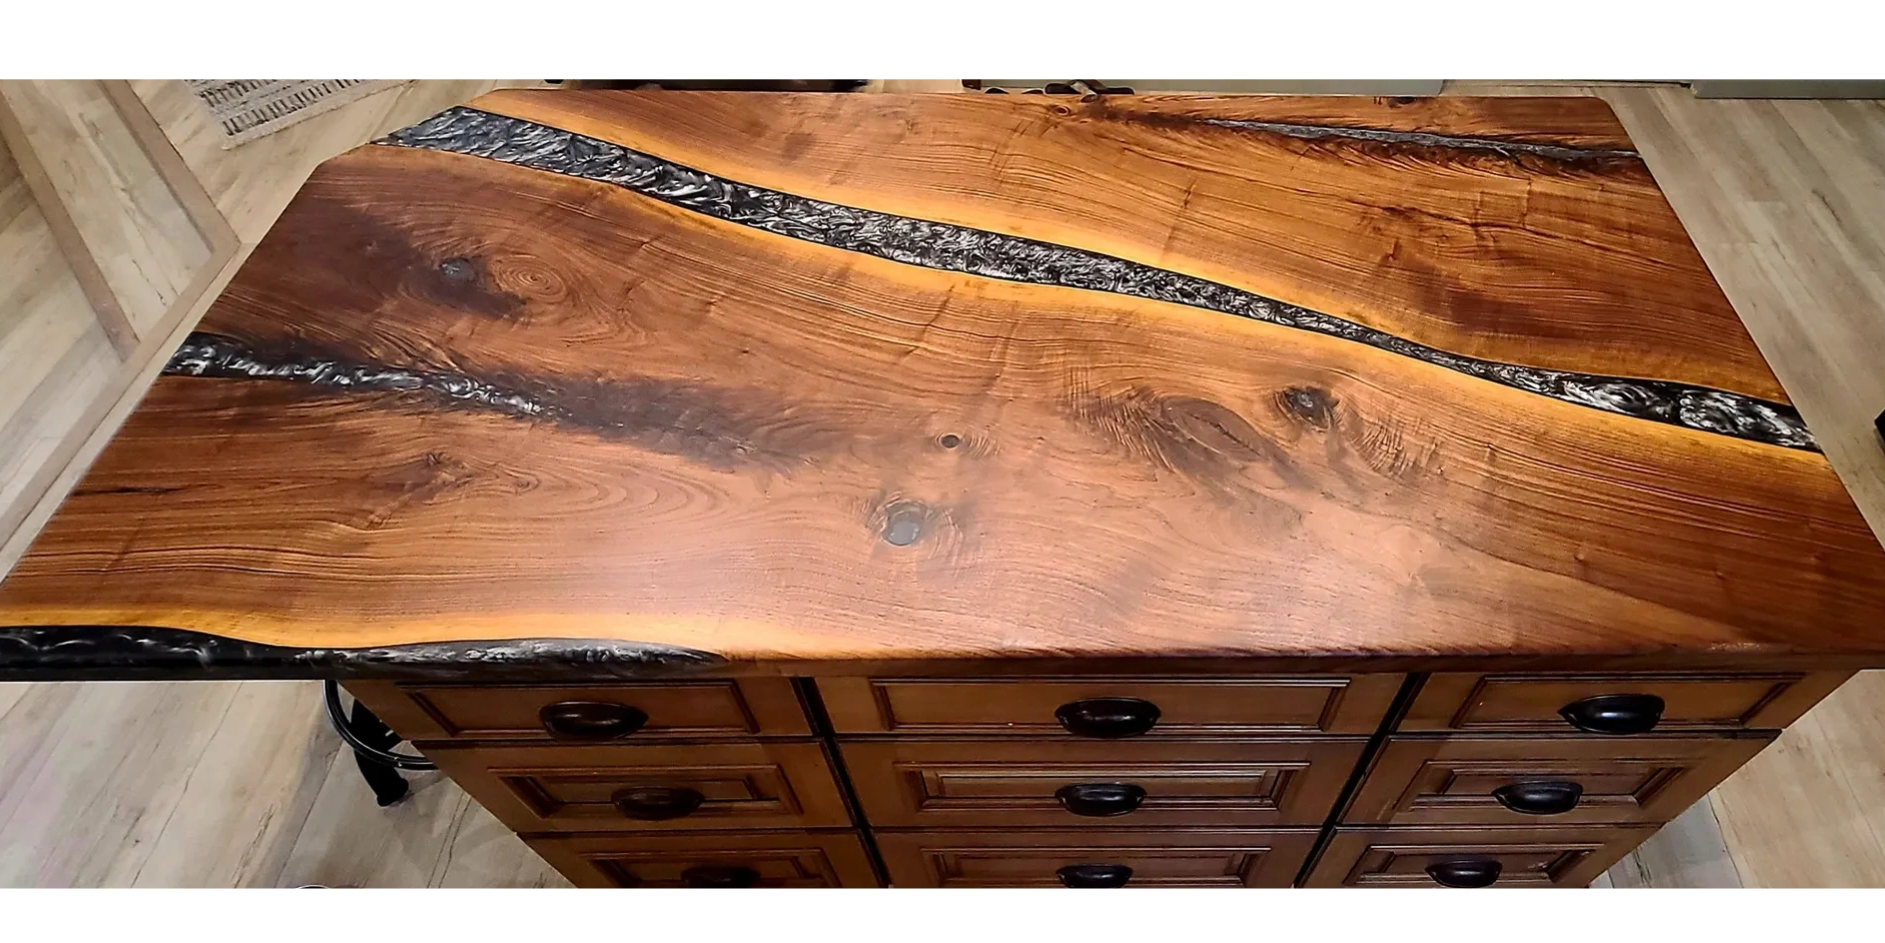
[881,499,929,546]
[1276,386,1337,431]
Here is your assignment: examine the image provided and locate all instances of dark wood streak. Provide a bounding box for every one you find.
[326,200,528,320]
[163,331,840,475]
[375,107,1815,452]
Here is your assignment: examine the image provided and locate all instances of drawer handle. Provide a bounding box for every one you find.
[1055,783,1147,817]
[538,701,649,740]
[1426,859,1502,888]
[1055,697,1161,738]
[1056,864,1133,888]
[611,786,705,820]
[681,865,760,888]
[1559,694,1665,735]
[1492,781,1583,816]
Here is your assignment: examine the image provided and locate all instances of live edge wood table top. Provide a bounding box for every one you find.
[2,90,1884,678]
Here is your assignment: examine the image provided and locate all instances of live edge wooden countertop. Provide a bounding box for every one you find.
[3,90,1884,679]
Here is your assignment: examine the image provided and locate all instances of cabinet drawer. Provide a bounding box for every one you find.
[426,741,852,833]
[1344,734,1770,826]
[843,738,1364,828]
[1401,672,1846,734]
[526,830,880,888]
[820,674,1402,736]
[346,677,813,742]
[876,828,1318,887]
[1303,825,1655,888]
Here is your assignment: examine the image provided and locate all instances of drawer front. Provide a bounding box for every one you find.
[346,677,813,742]
[843,738,1365,828]
[820,674,1403,736]
[526,830,880,888]
[1401,672,1847,734]
[1345,734,1771,826]
[876,829,1318,888]
[426,741,852,833]
[1303,826,1655,888]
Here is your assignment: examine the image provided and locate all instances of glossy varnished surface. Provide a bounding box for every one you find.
[477,91,1784,401]
[3,91,1885,671]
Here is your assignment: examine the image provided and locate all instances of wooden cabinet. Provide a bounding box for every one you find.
[425,741,853,833]
[526,830,881,888]
[354,666,1819,889]
[819,675,1403,736]
[875,829,1319,887]
[1401,673,1847,734]
[1343,734,1772,827]
[345,677,813,742]
[1303,826,1656,888]
[843,738,1366,828]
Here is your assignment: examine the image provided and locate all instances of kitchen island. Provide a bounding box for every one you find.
[3,89,1883,887]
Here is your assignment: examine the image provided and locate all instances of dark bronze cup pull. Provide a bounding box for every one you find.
[681,865,760,888]
[1559,694,1665,735]
[538,701,649,740]
[1055,783,1148,817]
[1426,859,1502,888]
[611,785,705,820]
[1054,697,1161,738]
[1493,781,1584,816]
[1056,864,1133,888]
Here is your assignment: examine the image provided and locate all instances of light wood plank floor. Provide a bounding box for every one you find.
[3,81,1885,886]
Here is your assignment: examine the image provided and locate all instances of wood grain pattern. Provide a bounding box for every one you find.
[0,81,211,340]
[1304,824,1655,888]
[425,740,853,833]
[873,827,1318,887]
[476,90,1783,401]
[840,737,1365,828]
[818,675,1403,735]
[0,87,140,357]
[524,829,879,888]
[3,109,1884,666]
[1343,734,1770,827]
[347,677,813,741]
[1402,672,1851,732]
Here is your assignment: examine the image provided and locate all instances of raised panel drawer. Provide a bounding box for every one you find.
[1401,672,1847,734]
[346,678,813,742]
[1344,733,1771,826]
[843,737,1364,828]
[820,674,1403,736]
[876,828,1318,887]
[526,830,880,887]
[426,741,852,833]
[1303,825,1655,888]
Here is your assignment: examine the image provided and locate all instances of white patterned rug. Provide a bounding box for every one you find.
[186,80,409,147]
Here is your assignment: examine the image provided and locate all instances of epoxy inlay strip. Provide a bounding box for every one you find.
[0,625,722,680]
[167,332,557,420]
[365,107,1814,451]
[1187,116,1640,163]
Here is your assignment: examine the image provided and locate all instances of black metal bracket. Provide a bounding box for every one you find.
[322,679,435,807]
